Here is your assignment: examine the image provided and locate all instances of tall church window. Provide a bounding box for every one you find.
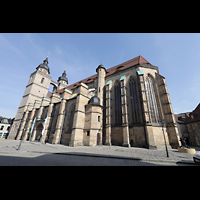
[129,78,141,124]
[145,75,160,123]
[114,81,122,125]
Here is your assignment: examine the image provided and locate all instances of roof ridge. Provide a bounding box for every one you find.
[64,55,151,91]
[107,55,150,71]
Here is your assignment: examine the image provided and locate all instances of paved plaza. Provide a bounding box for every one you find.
[0,139,199,166]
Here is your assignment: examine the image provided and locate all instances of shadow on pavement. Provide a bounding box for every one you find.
[0,152,169,166]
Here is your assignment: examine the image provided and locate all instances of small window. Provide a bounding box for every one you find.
[0,126,4,130]
[98,116,100,122]
[87,131,90,136]
[7,126,10,131]
[41,78,44,83]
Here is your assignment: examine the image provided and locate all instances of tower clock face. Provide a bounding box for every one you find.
[43,69,48,74]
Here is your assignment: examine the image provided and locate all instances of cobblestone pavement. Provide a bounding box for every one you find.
[0,139,198,166]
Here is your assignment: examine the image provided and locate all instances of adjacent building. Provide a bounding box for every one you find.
[175,104,200,147]
[0,116,14,139]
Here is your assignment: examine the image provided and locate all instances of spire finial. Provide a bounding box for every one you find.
[47,51,50,58]
[62,66,67,77]
[43,52,50,65]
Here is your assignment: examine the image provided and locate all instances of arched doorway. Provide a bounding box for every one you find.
[35,123,43,141]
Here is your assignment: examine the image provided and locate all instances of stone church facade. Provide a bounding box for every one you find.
[8,55,180,149]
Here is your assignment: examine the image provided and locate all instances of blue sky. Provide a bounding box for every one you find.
[0,33,200,118]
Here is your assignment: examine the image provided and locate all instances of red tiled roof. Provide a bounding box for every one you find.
[55,88,64,94]
[105,55,151,77]
[56,55,151,93]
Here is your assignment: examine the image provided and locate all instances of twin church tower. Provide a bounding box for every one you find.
[8,54,181,149]
[9,56,68,136]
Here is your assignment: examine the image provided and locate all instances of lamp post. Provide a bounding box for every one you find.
[159,118,169,158]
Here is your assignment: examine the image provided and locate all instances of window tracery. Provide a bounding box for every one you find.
[129,78,141,124]
[145,75,160,123]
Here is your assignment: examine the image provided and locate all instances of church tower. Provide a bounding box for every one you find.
[57,69,68,91]
[96,63,106,106]
[8,56,52,139]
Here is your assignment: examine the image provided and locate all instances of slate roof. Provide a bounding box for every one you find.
[36,57,50,74]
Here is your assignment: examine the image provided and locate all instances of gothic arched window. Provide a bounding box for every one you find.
[145,75,160,123]
[129,78,141,124]
[114,81,122,125]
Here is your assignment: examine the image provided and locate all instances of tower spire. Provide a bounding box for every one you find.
[47,51,50,58]
[57,66,68,90]
[44,51,50,64]
[57,66,68,84]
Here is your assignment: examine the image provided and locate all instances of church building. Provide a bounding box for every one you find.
[8,55,180,149]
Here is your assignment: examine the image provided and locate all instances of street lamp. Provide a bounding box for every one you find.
[159,118,169,158]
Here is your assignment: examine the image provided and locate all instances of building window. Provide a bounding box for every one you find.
[98,116,100,122]
[114,81,122,125]
[87,131,90,136]
[145,75,160,123]
[129,78,141,124]
[41,78,44,83]
[0,126,4,130]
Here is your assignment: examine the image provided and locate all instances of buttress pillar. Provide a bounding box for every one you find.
[52,99,66,144]
[40,102,54,143]
[69,84,88,147]
[31,105,44,141]
[105,83,112,146]
[16,110,29,140]
[120,77,130,147]
[23,107,36,141]
[156,73,180,148]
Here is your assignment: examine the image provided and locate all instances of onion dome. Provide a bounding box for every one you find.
[88,95,100,105]
[58,69,68,84]
[36,57,50,74]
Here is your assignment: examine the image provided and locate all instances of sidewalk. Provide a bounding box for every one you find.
[0,139,198,165]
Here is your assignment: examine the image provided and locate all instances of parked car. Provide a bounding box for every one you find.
[193,152,200,164]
